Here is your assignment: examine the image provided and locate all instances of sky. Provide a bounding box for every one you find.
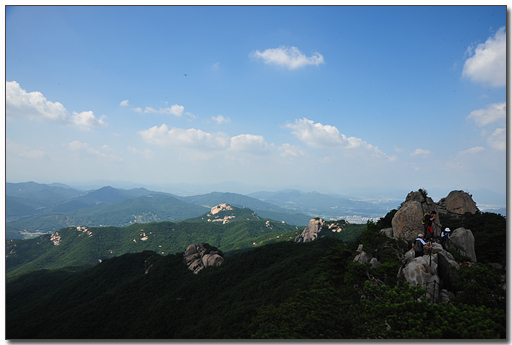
[4,5,507,196]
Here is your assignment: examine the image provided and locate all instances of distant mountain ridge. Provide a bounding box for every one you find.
[5,183,312,239]
[248,189,390,219]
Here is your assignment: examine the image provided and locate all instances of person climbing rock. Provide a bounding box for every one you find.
[413,234,431,258]
[423,211,437,241]
[440,227,451,248]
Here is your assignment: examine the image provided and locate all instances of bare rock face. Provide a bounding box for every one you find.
[294,218,324,243]
[391,201,424,242]
[391,190,442,242]
[210,203,234,215]
[443,190,478,215]
[380,228,393,238]
[183,243,224,274]
[401,255,440,301]
[447,227,477,262]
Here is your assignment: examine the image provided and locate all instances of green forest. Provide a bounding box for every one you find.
[6,207,506,339]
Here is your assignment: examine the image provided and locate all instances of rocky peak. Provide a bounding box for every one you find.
[210,203,234,215]
[294,218,324,243]
[438,190,478,215]
[391,189,442,242]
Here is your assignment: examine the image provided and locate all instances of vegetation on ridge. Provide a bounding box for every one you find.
[6,206,506,339]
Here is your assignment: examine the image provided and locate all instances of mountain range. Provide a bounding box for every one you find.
[6,182,384,239]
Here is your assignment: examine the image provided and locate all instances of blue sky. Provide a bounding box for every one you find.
[5,5,507,195]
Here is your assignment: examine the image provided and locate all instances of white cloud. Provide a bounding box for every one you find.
[250,46,325,70]
[213,62,220,69]
[488,128,506,151]
[459,147,485,154]
[70,111,107,131]
[462,26,506,87]
[6,81,107,131]
[394,146,406,153]
[212,115,230,124]
[144,106,157,113]
[466,102,506,127]
[66,140,122,161]
[120,100,130,107]
[6,81,68,122]
[411,149,431,156]
[278,143,307,158]
[229,134,270,153]
[7,139,47,159]
[138,124,230,150]
[127,146,155,159]
[285,118,389,159]
[142,104,185,116]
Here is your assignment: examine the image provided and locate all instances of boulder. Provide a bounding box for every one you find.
[443,190,478,215]
[370,257,381,268]
[294,218,324,243]
[439,289,455,303]
[184,243,224,274]
[380,228,393,238]
[401,255,440,301]
[448,227,477,262]
[391,190,442,242]
[354,244,373,264]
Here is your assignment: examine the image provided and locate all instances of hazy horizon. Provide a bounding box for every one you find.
[6,6,506,199]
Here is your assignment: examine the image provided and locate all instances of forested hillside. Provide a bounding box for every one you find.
[6,205,314,277]
[6,214,506,339]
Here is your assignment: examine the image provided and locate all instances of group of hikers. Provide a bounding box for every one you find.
[413,211,451,258]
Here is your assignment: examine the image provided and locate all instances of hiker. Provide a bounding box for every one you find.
[423,211,437,242]
[413,234,431,258]
[440,227,451,248]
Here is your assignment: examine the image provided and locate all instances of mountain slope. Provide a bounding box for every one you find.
[6,206,301,277]
[6,238,340,339]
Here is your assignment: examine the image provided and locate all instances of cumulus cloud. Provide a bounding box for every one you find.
[466,102,506,127]
[285,118,390,159]
[120,100,130,106]
[212,115,230,124]
[488,128,506,151]
[250,46,325,70]
[66,140,122,161]
[459,147,485,154]
[70,111,107,131]
[139,124,274,155]
[6,81,107,131]
[229,134,270,153]
[462,27,506,87]
[138,124,230,150]
[411,149,431,156]
[278,143,307,158]
[7,81,68,122]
